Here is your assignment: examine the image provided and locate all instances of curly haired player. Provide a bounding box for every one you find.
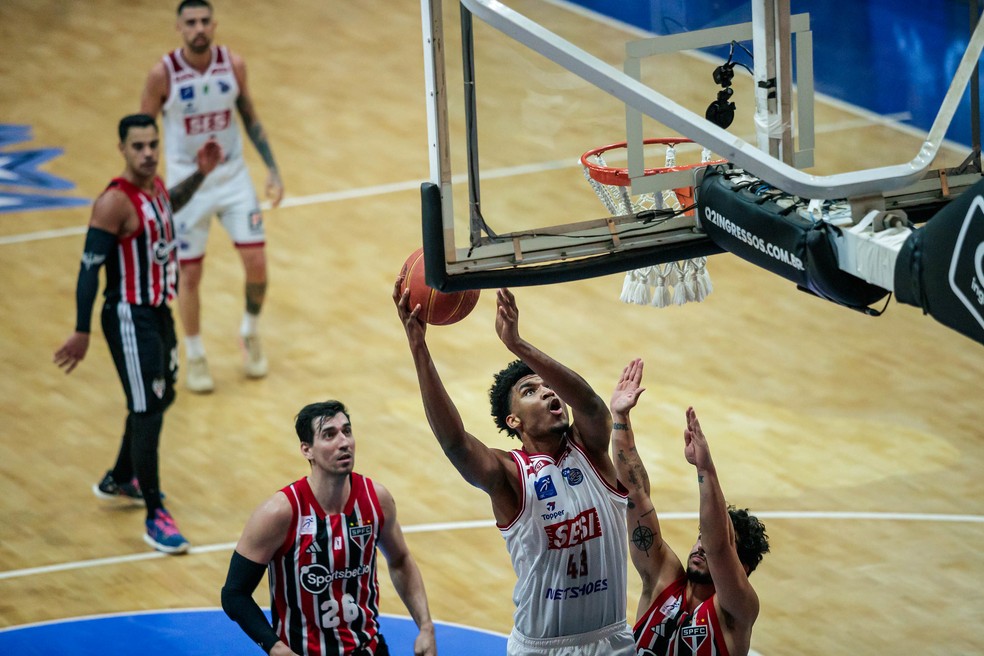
[395,284,634,655]
[610,359,770,656]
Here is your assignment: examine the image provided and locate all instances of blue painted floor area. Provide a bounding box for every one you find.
[570,0,982,147]
[0,609,507,655]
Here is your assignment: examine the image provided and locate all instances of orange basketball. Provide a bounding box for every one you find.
[400,248,480,325]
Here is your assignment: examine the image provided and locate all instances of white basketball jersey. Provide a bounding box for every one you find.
[500,440,629,639]
[160,46,245,185]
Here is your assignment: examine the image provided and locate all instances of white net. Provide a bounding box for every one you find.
[581,143,713,307]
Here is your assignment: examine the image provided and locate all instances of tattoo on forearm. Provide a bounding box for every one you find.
[246,121,277,171]
[168,171,204,213]
[245,281,267,315]
[697,473,704,484]
[612,422,630,431]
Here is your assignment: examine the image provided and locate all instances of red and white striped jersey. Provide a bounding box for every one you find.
[500,440,629,640]
[268,475,384,656]
[103,176,177,306]
[160,45,245,185]
[634,576,730,656]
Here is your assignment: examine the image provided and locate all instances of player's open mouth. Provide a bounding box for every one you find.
[548,399,564,415]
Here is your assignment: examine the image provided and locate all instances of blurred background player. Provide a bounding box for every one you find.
[609,359,770,656]
[54,114,222,553]
[222,400,437,655]
[141,0,284,393]
[395,284,634,655]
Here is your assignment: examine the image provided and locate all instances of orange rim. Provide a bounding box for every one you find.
[580,137,727,187]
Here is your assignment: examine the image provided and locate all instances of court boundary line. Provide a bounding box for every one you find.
[0,608,508,637]
[1,510,981,582]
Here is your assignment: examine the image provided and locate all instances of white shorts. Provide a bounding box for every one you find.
[174,165,264,261]
[507,621,635,656]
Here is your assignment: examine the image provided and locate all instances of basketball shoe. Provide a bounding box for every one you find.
[185,355,215,393]
[93,471,165,505]
[144,507,190,554]
[242,334,268,378]
[93,471,143,505]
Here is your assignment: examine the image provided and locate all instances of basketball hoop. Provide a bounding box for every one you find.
[580,137,725,308]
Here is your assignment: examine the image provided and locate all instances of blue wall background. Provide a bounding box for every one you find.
[569,0,982,147]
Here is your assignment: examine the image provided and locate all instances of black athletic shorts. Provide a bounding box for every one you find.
[101,301,177,414]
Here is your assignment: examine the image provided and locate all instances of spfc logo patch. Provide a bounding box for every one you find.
[348,523,372,549]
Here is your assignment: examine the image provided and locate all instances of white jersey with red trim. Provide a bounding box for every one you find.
[268,474,384,656]
[500,440,629,639]
[160,45,245,186]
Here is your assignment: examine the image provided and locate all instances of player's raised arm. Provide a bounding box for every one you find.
[685,408,760,630]
[394,277,521,523]
[610,359,684,609]
[494,288,611,457]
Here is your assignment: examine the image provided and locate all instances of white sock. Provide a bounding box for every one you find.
[185,335,206,359]
[240,312,260,337]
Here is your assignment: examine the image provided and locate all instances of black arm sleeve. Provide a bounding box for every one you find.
[221,551,282,654]
[74,227,116,333]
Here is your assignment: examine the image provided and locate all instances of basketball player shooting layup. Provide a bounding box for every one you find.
[395,281,635,655]
[141,0,283,394]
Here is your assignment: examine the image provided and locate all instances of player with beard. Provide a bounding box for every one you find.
[609,359,770,656]
[395,285,634,656]
[141,0,283,393]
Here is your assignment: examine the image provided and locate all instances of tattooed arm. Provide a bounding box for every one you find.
[610,359,685,618]
[232,53,283,208]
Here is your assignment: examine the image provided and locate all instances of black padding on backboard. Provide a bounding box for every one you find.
[698,167,889,311]
[420,182,725,292]
[895,178,984,347]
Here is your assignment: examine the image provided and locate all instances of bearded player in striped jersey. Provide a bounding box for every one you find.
[54,113,221,553]
[609,359,770,656]
[222,400,436,656]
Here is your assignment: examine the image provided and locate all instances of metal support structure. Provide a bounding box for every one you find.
[623,12,814,197]
[461,0,984,200]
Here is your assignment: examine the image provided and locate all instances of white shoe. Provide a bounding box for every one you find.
[185,356,215,393]
[242,334,268,378]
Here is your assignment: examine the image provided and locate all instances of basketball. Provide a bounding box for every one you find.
[400,248,480,325]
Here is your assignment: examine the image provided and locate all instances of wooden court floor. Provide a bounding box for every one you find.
[1,1,983,654]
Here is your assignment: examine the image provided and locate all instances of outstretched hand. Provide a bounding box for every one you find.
[393,275,426,344]
[610,358,646,417]
[195,138,224,177]
[494,288,520,348]
[683,406,713,470]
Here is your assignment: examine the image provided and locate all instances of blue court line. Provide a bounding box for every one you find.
[0,610,507,656]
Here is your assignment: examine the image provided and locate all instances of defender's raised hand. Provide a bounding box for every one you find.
[610,358,646,417]
[684,406,714,471]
